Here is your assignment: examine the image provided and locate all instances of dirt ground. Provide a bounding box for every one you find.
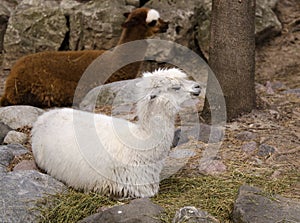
[223,0,300,198]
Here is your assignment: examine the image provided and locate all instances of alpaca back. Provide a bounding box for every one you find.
[31,108,163,197]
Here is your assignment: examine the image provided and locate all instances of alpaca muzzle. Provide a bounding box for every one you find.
[191,84,201,96]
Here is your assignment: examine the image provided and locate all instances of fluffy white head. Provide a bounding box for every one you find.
[146,9,160,23]
[142,68,187,79]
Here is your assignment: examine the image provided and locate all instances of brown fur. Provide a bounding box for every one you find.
[1,8,168,107]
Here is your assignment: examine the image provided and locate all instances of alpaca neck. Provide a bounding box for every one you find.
[117,27,149,45]
[104,27,149,83]
[137,104,176,143]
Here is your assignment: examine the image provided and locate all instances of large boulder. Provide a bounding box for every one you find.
[0,170,66,222]
[0,105,44,129]
[232,184,300,223]
[0,0,17,53]
[2,0,68,69]
[0,144,67,223]
[2,0,133,69]
[79,198,164,223]
[195,0,281,58]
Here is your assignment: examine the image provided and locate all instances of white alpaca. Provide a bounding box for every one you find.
[31,68,201,198]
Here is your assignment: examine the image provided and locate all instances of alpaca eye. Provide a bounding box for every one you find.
[172,86,181,90]
[148,20,157,27]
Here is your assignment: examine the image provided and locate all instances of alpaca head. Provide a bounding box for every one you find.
[136,68,201,119]
[122,8,169,37]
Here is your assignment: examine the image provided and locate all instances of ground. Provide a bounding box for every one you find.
[1,0,299,222]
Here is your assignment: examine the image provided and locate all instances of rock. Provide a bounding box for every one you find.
[198,158,226,175]
[0,170,66,223]
[146,0,203,51]
[0,0,18,55]
[236,131,257,141]
[257,144,276,157]
[283,88,300,97]
[0,143,66,223]
[0,122,12,144]
[0,146,14,172]
[198,124,224,143]
[2,0,133,69]
[0,144,29,173]
[232,184,300,223]
[0,105,44,129]
[13,160,38,171]
[2,0,67,69]
[79,79,137,112]
[0,4,9,53]
[241,141,257,153]
[255,0,282,44]
[195,0,282,57]
[2,143,29,156]
[195,0,212,59]
[162,145,197,179]
[79,198,164,223]
[173,206,220,223]
[125,0,140,7]
[63,0,133,51]
[3,130,28,144]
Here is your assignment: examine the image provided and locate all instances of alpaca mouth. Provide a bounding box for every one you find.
[160,23,169,33]
[192,91,200,96]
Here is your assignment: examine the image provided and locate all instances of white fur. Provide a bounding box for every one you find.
[31,68,200,198]
[146,9,160,23]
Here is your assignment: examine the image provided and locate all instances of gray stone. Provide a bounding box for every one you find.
[0,105,44,129]
[2,0,68,69]
[13,160,38,171]
[0,1,18,56]
[3,130,28,145]
[2,0,133,69]
[0,121,12,144]
[236,131,257,141]
[0,143,66,223]
[255,0,282,43]
[0,144,29,173]
[0,5,9,54]
[241,141,257,153]
[80,79,138,112]
[257,144,276,157]
[125,0,140,7]
[173,206,220,223]
[199,124,224,143]
[283,88,300,96]
[63,0,133,51]
[232,184,300,223]
[0,170,66,223]
[195,0,282,57]
[79,198,164,223]
[198,158,226,176]
[0,146,13,172]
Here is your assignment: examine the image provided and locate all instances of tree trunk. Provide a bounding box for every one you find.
[202,0,256,121]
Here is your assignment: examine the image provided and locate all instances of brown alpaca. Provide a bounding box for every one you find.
[1,8,168,107]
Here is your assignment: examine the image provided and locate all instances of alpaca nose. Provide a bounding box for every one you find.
[191,84,201,96]
[160,21,169,33]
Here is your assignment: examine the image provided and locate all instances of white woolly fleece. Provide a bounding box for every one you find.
[31,68,200,198]
[143,68,187,79]
[146,9,160,23]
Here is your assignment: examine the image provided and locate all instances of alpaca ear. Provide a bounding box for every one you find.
[123,12,130,18]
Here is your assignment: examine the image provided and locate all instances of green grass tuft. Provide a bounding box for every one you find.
[37,168,299,222]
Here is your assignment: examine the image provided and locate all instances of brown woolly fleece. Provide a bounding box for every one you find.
[1,8,168,107]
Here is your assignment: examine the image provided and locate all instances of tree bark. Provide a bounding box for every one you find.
[202,0,256,121]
